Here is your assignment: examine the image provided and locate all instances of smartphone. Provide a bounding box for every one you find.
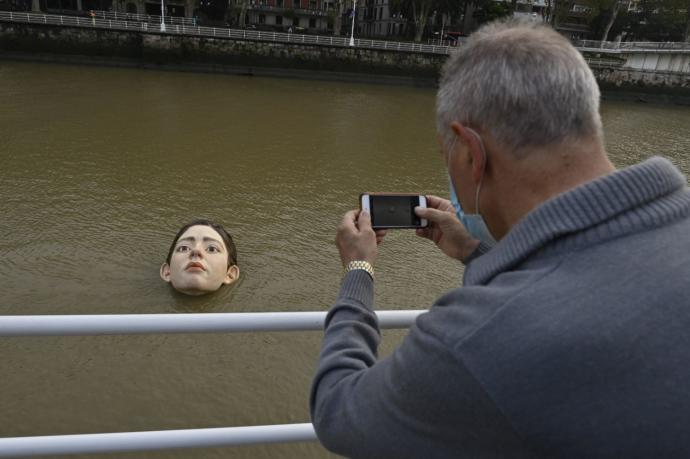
[360,193,428,229]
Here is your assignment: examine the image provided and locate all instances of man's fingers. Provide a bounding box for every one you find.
[425,195,454,213]
[357,210,373,232]
[425,195,447,209]
[416,228,432,240]
[339,210,359,232]
[415,206,454,225]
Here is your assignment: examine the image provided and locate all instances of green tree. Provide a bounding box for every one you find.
[683,0,690,41]
[390,0,465,42]
[226,0,250,27]
[473,0,510,25]
[586,0,690,41]
[333,0,345,35]
[199,0,229,21]
[600,0,623,42]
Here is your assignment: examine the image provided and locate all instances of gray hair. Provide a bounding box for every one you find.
[436,19,602,155]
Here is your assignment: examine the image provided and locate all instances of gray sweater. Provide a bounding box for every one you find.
[310,157,690,459]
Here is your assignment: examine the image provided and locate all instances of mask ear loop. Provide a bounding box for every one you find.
[445,136,457,171]
[465,128,488,216]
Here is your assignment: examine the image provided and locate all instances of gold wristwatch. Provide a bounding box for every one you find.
[344,260,374,280]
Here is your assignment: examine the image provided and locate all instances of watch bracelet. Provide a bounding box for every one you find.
[344,260,374,280]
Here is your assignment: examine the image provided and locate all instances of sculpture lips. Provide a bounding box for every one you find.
[186,262,205,272]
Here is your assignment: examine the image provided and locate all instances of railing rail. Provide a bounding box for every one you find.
[574,39,690,51]
[0,310,427,336]
[0,423,317,457]
[584,57,625,67]
[0,309,423,455]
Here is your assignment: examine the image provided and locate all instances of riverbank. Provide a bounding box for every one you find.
[1,20,690,101]
[0,21,444,85]
[0,51,439,86]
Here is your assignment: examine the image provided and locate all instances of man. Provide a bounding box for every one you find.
[310,19,690,458]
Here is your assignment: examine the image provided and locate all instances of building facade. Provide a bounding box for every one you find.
[240,0,334,33]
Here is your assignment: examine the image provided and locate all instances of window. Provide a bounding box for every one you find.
[309,17,316,28]
[276,15,282,24]
[259,13,266,23]
[276,0,283,6]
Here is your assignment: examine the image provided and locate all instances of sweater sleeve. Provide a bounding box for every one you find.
[464,240,492,264]
[309,271,531,459]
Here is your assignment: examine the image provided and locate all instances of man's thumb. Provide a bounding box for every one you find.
[415,206,451,224]
[358,210,373,231]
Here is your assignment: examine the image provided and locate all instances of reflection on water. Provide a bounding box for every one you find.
[1,61,689,458]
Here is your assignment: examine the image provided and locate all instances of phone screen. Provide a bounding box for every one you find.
[369,195,421,228]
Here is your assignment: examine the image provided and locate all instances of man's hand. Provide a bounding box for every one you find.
[336,210,387,267]
[415,195,480,263]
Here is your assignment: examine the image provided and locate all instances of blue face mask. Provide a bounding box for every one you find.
[446,130,497,247]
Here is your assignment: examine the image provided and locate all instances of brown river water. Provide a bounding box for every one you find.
[1,61,689,458]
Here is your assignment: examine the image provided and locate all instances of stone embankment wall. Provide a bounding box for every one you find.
[0,22,445,85]
[1,21,689,97]
[593,66,690,98]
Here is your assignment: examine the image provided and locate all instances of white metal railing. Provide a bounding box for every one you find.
[0,11,452,55]
[0,310,426,336]
[0,423,317,457]
[90,9,196,26]
[584,57,624,67]
[39,9,196,25]
[0,309,424,455]
[574,39,690,52]
[4,11,690,56]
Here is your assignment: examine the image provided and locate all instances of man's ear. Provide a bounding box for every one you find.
[451,122,485,184]
[223,265,240,285]
[160,263,172,282]
[468,138,486,184]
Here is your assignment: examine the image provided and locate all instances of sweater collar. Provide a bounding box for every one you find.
[464,156,689,286]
